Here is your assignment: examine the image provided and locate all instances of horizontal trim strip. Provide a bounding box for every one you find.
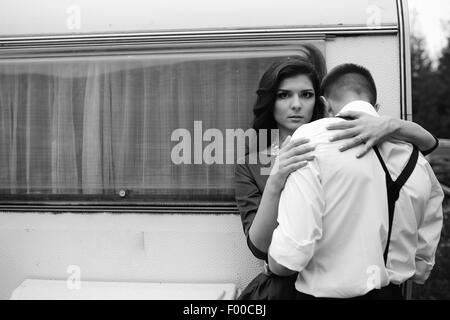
[0,203,240,214]
[0,25,398,48]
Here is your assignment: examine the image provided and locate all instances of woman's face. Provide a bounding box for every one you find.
[273,74,316,137]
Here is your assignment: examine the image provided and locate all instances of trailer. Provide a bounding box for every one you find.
[0,0,412,299]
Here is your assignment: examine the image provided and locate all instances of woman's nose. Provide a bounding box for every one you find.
[291,94,301,110]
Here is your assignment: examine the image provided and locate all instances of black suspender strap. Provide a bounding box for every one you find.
[372,145,419,265]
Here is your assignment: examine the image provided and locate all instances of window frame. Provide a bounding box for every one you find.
[0,25,398,213]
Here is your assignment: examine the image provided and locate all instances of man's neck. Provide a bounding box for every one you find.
[335,100,379,118]
[331,93,371,116]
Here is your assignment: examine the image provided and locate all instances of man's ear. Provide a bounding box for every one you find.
[320,96,333,117]
[374,103,381,112]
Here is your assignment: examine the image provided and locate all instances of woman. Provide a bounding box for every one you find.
[235,48,438,300]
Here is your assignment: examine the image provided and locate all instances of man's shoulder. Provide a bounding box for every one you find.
[382,140,428,164]
[381,140,437,180]
[292,118,342,140]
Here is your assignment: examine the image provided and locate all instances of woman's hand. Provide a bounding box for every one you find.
[268,136,315,191]
[326,110,399,158]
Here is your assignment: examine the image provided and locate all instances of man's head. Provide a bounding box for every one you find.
[320,63,378,116]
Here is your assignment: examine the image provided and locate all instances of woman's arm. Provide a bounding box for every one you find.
[268,254,297,277]
[389,118,438,154]
[248,137,315,254]
[247,175,284,254]
[326,111,438,157]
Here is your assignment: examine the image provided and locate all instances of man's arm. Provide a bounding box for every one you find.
[268,253,297,276]
[412,165,444,284]
[268,162,325,276]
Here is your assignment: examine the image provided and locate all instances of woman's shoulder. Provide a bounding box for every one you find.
[236,151,273,171]
[235,152,271,189]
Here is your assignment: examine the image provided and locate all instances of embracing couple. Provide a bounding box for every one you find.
[235,45,444,300]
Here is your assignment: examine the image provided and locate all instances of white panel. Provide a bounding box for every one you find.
[0,0,398,36]
[11,279,237,300]
[0,213,262,300]
[326,35,401,118]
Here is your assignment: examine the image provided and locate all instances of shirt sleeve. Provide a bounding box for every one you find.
[412,164,444,284]
[234,163,268,261]
[269,161,325,272]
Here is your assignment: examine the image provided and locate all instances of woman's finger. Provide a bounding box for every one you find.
[285,161,308,173]
[326,121,356,131]
[336,110,366,119]
[329,128,360,142]
[280,138,311,155]
[284,137,310,150]
[356,140,375,158]
[284,153,315,166]
[285,144,315,158]
[338,135,366,152]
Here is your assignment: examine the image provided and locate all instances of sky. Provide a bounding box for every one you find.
[408,0,450,62]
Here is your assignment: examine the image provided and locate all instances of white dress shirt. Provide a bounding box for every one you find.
[269,101,444,298]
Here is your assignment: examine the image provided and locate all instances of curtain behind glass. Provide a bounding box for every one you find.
[0,52,294,200]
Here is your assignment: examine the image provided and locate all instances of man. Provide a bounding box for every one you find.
[268,63,444,299]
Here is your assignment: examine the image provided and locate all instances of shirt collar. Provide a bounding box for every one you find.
[338,100,379,117]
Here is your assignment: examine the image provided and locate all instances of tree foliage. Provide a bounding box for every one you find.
[410,20,450,300]
[435,30,450,137]
[411,24,450,138]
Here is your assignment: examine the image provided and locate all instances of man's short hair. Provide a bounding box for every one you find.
[320,63,377,105]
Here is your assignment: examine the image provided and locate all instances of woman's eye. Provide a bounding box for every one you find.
[277,92,290,99]
[302,91,314,98]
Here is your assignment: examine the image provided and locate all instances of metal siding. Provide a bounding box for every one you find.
[0,0,399,36]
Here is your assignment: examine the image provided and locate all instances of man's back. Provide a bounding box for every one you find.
[269,103,443,298]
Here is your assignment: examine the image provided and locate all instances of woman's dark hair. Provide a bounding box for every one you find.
[252,45,327,150]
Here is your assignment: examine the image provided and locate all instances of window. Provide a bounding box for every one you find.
[0,41,324,211]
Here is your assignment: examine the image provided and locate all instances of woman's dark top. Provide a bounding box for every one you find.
[234,153,297,300]
[234,154,272,261]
